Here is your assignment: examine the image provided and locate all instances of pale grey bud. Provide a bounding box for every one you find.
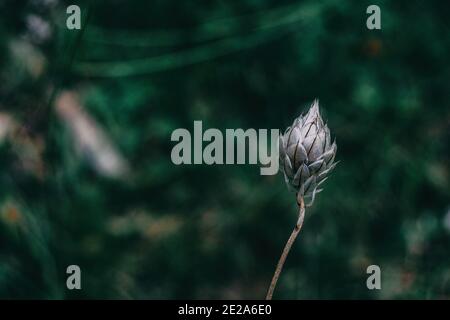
[279,100,337,205]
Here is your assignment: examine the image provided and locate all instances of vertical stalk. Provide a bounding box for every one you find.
[266,196,305,300]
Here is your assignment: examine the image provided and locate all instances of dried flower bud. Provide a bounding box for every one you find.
[279,100,337,205]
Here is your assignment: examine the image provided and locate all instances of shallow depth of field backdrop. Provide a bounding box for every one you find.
[0,0,449,299]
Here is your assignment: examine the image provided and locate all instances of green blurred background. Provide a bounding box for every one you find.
[0,0,449,299]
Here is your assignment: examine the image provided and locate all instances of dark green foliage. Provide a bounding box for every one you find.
[0,0,449,299]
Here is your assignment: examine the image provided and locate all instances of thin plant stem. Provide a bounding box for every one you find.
[266,196,305,300]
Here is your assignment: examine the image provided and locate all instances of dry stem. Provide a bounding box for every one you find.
[265,196,305,300]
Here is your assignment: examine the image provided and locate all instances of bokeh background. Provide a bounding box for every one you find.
[0,0,449,299]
